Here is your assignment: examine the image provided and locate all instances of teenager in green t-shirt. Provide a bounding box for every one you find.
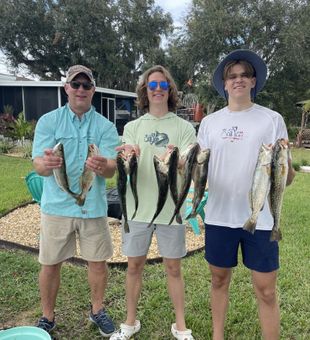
[111,66,196,340]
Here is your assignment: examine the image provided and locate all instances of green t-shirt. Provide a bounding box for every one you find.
[122,112,196,224]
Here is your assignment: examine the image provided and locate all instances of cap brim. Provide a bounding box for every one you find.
[66,71,94,83]
[213,49,267,99]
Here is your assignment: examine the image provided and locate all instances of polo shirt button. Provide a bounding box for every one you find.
[81,210,87,214]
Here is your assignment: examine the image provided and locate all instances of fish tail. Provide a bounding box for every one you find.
[75,195,85,206]
[124,221,130,233]
[168,211,177,225]
[243,218,257,234]
[186,212,197,220]
[270,228,282,241]
[176,213,183,224]
[131,210,137,220]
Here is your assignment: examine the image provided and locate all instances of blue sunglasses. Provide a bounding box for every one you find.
[147,81,169,91]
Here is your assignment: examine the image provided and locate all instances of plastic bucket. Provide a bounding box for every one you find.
[25,171,44,204]
[0,326,51,339]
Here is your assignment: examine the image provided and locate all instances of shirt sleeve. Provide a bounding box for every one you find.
[32,113,56,159]
[122,121,136,145]
[275,114,288,140]
[197,117,209,149]
[179,121,197,153]
[99,121,120,159]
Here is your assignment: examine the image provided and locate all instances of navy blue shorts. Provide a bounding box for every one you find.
[205,224,279,273]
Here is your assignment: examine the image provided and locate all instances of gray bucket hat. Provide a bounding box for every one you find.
[213,49,267,99]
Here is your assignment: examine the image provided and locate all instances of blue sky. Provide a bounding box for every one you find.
[155,0,191,26]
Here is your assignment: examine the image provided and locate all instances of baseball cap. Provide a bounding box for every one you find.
[66,65,95,85]
[213,49,267,99]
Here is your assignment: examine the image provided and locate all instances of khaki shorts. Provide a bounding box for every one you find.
[122,220,187,259]
[39,213,113,265]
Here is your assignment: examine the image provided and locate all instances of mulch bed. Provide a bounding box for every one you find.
[0,203,205,266]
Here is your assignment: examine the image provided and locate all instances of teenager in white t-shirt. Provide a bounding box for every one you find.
[197,50,295,340]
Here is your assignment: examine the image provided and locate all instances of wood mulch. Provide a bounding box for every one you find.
[0,203,205,264]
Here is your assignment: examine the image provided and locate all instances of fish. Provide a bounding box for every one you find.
[243,144,273,234]
[116,150,138,233]
[186,148,210,219]
[52,142,79,200]
[269,139,289,241]
[169,143,201,225]
[168,147,182,224]
[147,153,170,228]
[75,144,100,206]
[129,151,139,219]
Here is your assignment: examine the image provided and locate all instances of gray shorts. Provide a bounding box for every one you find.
[39,213,113,265]
[122,220,187,259]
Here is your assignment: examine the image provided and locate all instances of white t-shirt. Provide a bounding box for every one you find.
[197,103,288,231]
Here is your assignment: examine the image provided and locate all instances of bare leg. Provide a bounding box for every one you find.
[88,261,108,313]
[163,258,186,331]
[39,263,62,321]
[252,270,280,340]
[125,256,146,325]
[209,264,232,340]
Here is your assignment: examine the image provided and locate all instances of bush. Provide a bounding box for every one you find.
[0,113,16,137]
[0,139,14,154]
[292,161,301,171]
[287,126,299,141]
[301,159,309,166]
[8,112,35,143]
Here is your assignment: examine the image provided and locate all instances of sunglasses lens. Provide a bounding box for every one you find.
[160,81,169,91]
[82,83,93,90]
[147,81,169,91]
[70,81,93,90]
[70,81,80,89]
[148,81,158,91]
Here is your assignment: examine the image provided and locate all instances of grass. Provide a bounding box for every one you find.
[0,150,310,339]
[0,154,116,216]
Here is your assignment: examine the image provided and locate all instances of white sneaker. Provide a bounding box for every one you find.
[110,320,141,340]
[171,323,195,340]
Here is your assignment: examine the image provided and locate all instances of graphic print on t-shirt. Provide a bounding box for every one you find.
[221,126,244,142]
[144,131,169,147]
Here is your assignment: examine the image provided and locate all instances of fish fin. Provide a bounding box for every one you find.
[243,218,256,234]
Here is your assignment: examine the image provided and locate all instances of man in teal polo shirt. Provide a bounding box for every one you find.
[32,65,119,337]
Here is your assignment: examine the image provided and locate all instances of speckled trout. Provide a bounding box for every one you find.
[269,139,289,241]
[148,148,179,228]
[169,143,200,225]
[52,142,79,200]
[243,144,273,234]
[76,144,100,206]
[116,150,138,233]
[186,148,210,219]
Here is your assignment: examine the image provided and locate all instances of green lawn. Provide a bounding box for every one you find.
[0,150,310,339]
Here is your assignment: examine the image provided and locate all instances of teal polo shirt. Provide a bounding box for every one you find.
[32,104,120,218]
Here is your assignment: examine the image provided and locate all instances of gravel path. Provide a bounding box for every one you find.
[0,204,204,263]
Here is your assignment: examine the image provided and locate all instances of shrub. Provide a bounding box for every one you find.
[287,126,299,141]
[8,112,35,144]
[292,161,301,171]
[301,159,309,166]
[0,139,14,154]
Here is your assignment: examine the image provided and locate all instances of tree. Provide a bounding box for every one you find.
[0,0,173,91]
[166,0,310,122]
